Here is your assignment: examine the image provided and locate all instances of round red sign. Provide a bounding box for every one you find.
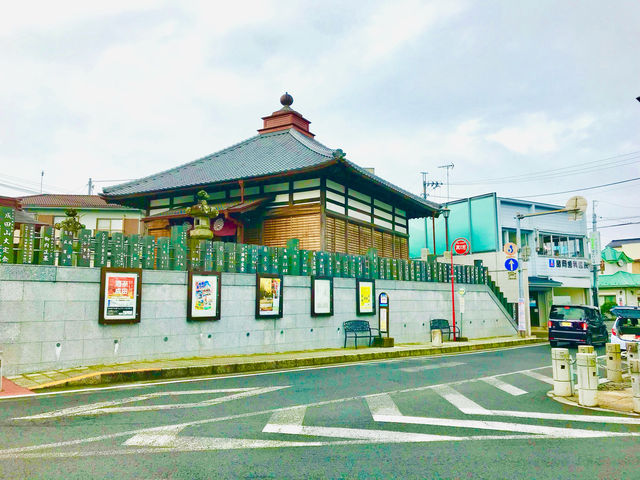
[452,237,470,255]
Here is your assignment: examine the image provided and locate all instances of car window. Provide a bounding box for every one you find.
[550,306,588,320]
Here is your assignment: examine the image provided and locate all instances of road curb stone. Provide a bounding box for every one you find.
[22,337,546,391]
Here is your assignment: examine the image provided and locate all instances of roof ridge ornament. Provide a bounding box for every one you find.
[280,92,293,110]
[332,149,346,160]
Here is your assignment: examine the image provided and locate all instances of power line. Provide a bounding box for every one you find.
[517,176,640,198]
[598,221,640,229]
[451,150,640,186]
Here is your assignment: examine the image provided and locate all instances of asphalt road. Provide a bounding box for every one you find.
[1,343,638,480]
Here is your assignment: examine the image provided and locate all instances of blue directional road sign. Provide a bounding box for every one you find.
[505,258,519,271]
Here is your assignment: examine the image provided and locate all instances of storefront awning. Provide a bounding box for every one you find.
[529,276,563,291]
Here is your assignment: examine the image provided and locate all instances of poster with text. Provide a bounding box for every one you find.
[188,271,221,321]
[256,274,283,318]
[99,268,142,324]
[356,279,375,315]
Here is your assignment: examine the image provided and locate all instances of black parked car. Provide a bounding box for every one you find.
[547,305,609,347]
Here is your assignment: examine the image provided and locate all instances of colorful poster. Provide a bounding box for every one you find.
[104,272,138,320]
[357,279,375,315]
[190,274,218,318]
[256,274,283,318]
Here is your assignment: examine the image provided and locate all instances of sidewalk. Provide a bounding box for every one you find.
[2,336,545,394]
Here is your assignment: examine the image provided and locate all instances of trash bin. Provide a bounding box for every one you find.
[431,329,443,347]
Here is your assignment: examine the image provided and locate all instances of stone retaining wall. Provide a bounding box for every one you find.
[0,265,516,375]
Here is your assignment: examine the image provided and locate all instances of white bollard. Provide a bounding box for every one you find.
[551,348,572,396]
[578,345,594,354]
[431,329,443,347]
[630,359,640,414]
[628,343,638,375]
[606,343,623,383]
[576,352,599,407]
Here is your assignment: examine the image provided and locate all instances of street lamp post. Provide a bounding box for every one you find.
[442,207,457,340]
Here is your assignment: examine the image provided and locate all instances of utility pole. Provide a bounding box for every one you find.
[591,200,600,307]
[88,178,93,195]
[40,171,44,194]
[438,163,454,202]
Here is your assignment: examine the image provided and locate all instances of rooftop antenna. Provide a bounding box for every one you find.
[421,172,428,199]
[438,163,454,202]
[40,170,44,194]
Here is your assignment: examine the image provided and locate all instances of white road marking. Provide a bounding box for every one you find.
[521,370,554,385]
[372,414,634,438]
[14,386,289,420]
[263,423,465,442]
[432,385,492,414]
[265,406,307,426]
[400,361,465,373]
[481,377,528,396]
[5,361,639,458]
[486,410,640,424]
[365,394,403,417]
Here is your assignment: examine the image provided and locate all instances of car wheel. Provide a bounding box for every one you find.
[549,340,558,347]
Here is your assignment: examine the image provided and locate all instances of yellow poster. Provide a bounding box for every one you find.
[359,283,373,313]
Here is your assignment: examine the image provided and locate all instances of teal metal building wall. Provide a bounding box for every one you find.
[409,193,500,258]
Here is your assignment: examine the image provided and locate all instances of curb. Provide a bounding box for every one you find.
[32,337,547,391]
[546,391,640,416]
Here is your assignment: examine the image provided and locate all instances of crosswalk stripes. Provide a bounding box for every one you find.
[431,384,492,414]
[520,369,555,384]
[480,376,528,396]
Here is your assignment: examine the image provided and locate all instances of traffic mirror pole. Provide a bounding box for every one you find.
[516,214,526,337]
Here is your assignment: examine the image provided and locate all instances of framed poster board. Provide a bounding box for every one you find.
[99,267,142,324]
[356,278,375,315]
[256,273,283,319]
[311,276,333,317]
[187,271,222,321]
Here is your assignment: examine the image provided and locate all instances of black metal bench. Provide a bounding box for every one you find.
[430,318,460,341]
[343,320,379,348]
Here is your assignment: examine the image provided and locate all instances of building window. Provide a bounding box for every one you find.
[503,229,529,247]
[538,234,585,258]
[96,218,123,235]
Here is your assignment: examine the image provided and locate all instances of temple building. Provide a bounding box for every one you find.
[102,94,440,259]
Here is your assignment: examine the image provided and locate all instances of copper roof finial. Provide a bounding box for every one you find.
[280,92,293,108]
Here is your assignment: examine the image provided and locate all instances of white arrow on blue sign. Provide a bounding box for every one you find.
[505,258,519,271]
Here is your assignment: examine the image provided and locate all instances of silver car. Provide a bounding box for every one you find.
[610,306,640,351]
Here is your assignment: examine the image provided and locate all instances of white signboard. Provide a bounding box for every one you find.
[589,232,601,265]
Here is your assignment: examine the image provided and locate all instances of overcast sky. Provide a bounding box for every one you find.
[1,0,638,245]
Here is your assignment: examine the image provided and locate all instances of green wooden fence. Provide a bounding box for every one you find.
[0,208,513,315]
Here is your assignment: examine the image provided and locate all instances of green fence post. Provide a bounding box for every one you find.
[0,207,15,264]
[77,229,92,267]
[366,248,378,279]
[157,237,170,270]
[38,226,55,265]
[223,242,236,272]
[94,231,108,267]
[58,231,74,266]
[248,244,258,273]
[110,232,125,267]
[142,236,156,269]
[17,224,35,264]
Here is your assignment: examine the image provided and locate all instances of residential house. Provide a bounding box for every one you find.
[19,194,143,237]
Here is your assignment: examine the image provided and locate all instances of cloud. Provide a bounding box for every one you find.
[486,113,595,155]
